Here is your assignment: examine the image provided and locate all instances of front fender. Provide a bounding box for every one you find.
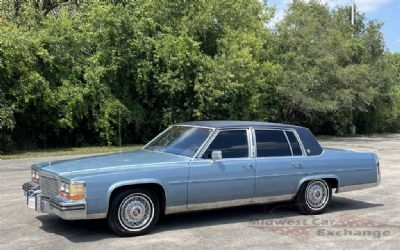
[107,178,166,201]
[293,174,340,197]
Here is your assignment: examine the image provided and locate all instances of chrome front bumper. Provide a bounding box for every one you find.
[22,181,87,220]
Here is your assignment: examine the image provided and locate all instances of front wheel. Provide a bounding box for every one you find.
[294,179,332,215]
[107,188,160,236]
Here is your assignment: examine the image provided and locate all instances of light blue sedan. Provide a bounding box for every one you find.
[23,121,380,236]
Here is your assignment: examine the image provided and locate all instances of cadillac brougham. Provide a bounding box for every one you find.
[23,121,380,236]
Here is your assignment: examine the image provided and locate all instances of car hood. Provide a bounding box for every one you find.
[34,149,190,175]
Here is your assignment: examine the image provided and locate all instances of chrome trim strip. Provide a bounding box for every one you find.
[165,194,292,214]
[191,157,255,163]
[246,128,253,158]
[309,167,372,174]
[86,213,107,219]
[169,181,189,185]
[193,128,219,159]
[189,176,255,184]
[283,130,294,156]
[249,127,256,158]
[142,126,172,149]
[290,129,306,156]
[165,205,187,214]
[50,200,85,211]
[339,182,379,192]
[192,127,217,159]
[174,124,216,129]
[257,172,304,178]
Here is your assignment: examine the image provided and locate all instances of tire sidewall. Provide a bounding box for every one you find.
[107,188,160,236]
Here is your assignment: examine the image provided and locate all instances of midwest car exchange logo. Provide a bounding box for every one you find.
[249,211,394,240]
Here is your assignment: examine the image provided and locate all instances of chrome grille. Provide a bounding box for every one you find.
[40,175,59,199]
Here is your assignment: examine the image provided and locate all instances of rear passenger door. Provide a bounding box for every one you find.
[254,129,307,199]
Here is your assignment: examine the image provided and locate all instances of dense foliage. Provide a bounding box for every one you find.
[0,0,399,151]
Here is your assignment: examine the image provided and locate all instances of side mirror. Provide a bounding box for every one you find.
[211,150,222,163]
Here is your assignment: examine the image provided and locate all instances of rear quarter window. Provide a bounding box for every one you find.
[295,127,323,156]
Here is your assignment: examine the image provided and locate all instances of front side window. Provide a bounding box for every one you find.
[255,130,292,157]
[202,130,249,159]
[145,126,212,157]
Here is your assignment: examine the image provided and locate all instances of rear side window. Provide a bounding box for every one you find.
[285,131,303,156]
[255,130,292,157]
[202,130,249,159]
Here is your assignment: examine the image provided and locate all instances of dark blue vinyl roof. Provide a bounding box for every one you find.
[176,120,302,129]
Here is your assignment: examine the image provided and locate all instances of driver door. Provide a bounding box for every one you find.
[188,129,256,207]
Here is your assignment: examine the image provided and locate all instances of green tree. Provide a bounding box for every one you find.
[0,0,399,152]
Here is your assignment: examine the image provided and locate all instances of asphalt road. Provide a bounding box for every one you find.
[1,135,399,250]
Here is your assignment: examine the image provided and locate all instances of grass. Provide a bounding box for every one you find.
[0,144,144,160]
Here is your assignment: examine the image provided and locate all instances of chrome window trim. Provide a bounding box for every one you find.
[191,157,255,163]
[192,127,219,159]
[284,129,306,157]
[249,127,256,158]
[283,130,294,156]
[246,128,253,158]
[288,129,307,156]
[142,126,172,149]
[196,128,251,159]
[174,124,215,129]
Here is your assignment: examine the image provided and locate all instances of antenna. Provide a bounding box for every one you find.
[118,110,122,152]
[351,0,355,26]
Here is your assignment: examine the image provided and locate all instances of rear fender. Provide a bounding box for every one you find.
[293,174,340,197]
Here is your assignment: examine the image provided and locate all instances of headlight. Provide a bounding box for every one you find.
[59,181,85,200]
[31,169,40,183]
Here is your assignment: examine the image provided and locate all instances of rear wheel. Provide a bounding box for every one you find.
[107,188,160,236]
[294,179,331,214]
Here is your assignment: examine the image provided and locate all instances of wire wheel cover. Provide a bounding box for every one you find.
[118,193,154,231]
[305,180,329,210]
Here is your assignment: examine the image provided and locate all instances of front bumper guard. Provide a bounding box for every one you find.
[23,181,87,220]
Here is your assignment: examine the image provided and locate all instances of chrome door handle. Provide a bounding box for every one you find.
[291,162,303,168]
[243,164,255,170]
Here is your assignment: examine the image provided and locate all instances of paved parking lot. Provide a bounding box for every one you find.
[1,134,399,249]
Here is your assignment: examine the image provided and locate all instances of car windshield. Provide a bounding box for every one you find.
[144,126,213,157]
